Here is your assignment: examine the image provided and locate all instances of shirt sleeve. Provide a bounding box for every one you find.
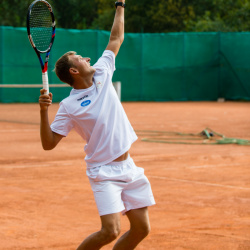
[93,50,116,75]
[50,102,74,137]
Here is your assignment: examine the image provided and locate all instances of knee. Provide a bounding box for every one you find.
[106,228,120,241]
[101,227,121,243]
[142,224,151,237]
[135,224,151,239]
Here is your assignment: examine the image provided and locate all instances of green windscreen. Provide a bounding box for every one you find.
[0,26,250,102]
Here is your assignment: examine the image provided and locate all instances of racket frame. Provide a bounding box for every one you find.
[27,0,56,94]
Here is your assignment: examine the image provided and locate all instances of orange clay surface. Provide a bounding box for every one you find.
[0,101,250,250]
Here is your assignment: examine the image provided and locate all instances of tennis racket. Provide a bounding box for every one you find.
[27,0,56,95]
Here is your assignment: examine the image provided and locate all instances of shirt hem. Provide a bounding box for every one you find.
[51,127,68,137]
[85,136,138,169]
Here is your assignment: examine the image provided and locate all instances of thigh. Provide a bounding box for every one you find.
[100,212,121,232]
[126,207,150,230]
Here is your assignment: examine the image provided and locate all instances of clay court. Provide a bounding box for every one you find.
[0,101,250,250]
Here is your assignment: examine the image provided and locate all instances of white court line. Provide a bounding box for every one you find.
[149,176,250,190]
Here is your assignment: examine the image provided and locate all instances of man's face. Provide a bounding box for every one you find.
[69,54,96,76]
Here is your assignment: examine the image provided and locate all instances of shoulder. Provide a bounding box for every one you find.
[93,50,116,73]
[58,93,76,113]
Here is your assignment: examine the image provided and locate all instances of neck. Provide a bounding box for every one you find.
[73,74,94,89]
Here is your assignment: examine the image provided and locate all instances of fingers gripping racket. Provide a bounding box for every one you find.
[27,0,56,94]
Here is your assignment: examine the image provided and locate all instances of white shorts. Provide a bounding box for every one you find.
[87,156,156,216]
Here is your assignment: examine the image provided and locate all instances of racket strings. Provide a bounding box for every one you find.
[29,2,53,52]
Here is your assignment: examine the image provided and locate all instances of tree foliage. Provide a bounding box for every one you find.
[1,0,250,32]
[0,0,31,27]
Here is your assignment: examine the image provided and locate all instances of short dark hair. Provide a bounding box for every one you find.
[54,51,76,86]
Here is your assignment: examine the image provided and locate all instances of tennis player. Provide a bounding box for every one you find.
[39,1,155,249]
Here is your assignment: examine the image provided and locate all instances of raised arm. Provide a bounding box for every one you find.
[106,1,125,57]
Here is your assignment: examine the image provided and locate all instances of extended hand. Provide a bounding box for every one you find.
[39,89,53,111]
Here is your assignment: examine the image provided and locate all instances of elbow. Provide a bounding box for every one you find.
[40,132,62,151]
[42,146,53,151]
[43,147,53,151]
[41,142,55,151]
[117,32,124,45]
[110,34,124,46]
[120,34,124,45]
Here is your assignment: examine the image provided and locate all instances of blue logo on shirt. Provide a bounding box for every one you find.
[81,100,91,107]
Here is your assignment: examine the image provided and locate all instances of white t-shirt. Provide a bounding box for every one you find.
[51,50,138,168]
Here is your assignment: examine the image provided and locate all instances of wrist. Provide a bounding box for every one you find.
[40,107,48,112]
[115,1,125,9]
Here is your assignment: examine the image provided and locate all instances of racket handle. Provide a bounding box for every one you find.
[42,72,49,95]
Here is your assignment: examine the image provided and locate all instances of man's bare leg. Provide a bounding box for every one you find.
[76,213,120,250]
[113,207,150,250]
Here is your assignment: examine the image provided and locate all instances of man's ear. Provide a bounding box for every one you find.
[69,67,79,75]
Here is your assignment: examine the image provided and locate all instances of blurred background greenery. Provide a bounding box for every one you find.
[1,0,250,32]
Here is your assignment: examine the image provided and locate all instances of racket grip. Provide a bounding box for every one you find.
[42,72,49,94]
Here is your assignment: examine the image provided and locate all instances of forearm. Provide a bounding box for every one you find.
[40,110,56,150]
[110,1,125,44]
[39,89,61,150]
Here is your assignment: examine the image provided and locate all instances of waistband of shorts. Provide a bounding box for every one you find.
[105,154,132,166]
